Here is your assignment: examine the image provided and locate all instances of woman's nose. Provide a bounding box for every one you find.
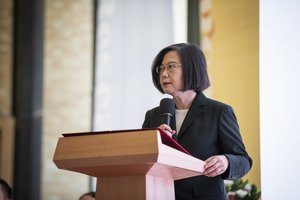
[160,67,168,77]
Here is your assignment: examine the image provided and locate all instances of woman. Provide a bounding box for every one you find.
[142,43,252,199]
[79,191,95,200]
[0,178,13,200]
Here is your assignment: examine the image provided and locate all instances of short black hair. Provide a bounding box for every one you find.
[79,191,96,199]
[0,178,13,200]
[151,43,210,93]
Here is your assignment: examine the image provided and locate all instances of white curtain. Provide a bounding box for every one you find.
[93,0,175,131]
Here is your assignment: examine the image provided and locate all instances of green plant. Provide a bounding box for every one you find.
[225,179,261,200]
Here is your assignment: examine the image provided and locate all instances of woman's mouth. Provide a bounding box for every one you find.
[162,82,171,86]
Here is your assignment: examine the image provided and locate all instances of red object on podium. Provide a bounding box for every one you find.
[53,129,205,200]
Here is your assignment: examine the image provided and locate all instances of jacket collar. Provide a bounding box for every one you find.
[176,92,207,139]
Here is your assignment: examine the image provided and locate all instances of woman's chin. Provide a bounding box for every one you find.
[162,90,174,96]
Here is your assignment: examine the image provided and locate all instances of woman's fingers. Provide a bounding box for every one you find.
[158,124,176,137]
[203,155,229,177]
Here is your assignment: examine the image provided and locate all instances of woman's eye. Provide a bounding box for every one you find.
[168,64,175,69]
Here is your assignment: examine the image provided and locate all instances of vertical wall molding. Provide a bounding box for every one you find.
[13,0,44,199]
[188,0,200,44]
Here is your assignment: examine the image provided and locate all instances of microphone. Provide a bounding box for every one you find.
[159,98,175,126]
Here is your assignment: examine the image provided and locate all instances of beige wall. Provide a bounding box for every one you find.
[0,0,94,198]
[43,0,94,199]
[201,0,260,189]
[0,0,14,186]
[0,0,13,116]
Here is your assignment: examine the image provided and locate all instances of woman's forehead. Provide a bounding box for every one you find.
[163,51,180,62]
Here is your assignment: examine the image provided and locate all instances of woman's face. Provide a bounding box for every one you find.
[159,50,184,95]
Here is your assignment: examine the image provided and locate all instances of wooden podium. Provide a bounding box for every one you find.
[53,129,205,200]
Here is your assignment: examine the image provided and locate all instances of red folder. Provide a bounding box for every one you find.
[156,128,190,155]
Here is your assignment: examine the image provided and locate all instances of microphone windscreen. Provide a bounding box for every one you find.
[159,98,175,116]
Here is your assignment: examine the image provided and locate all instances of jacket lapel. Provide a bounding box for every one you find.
[177,92,207,139]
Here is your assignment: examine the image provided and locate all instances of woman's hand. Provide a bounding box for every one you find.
[158,124,176,137]
[203,155,229,177]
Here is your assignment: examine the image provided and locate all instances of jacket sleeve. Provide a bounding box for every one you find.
[142,110,150,128]
[218,105,252,180]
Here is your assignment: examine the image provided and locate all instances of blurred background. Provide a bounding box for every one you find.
[0,0,299,199]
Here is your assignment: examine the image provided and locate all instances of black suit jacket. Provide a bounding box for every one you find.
[142,92,252,200]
